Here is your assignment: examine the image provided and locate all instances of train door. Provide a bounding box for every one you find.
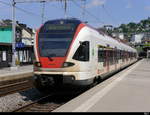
[90,40,97,77]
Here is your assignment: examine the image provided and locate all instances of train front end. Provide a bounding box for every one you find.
[33,19,92,92]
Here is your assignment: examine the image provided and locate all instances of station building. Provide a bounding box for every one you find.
[0,21,35,68]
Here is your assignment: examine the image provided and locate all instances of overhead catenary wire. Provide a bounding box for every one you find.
[14,0,72,3]
[81,0,86,21]
[5,0,80,20]
[51,2,74,18]
[0,0,74,22]
[0,0,48,21]
[102,4,117,25]
[0,0,104,24]
[72,0,105,25]
[11,0,116,25]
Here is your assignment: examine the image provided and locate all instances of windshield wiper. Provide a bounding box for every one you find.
[47,54,56,61]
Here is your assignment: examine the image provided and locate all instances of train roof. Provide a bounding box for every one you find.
[80,22,137,53]
[44,18,82,25]
[96,31,136,52]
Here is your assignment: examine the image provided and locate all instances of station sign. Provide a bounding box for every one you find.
[16,42,25,48]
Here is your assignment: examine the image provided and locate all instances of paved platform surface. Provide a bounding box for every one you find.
[53,59,150,112]
[0,65,33,82]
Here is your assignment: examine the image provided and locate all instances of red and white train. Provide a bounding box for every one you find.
[33,18,137,92]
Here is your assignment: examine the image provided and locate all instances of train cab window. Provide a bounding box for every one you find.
[73,41,89,61]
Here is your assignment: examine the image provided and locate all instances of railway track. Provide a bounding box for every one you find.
[0,77,34,97]
[12,94,63,112]
[12,86,89,112]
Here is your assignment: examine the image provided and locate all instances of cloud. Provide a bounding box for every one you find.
[86,0,106,8]
[145,6,150,11]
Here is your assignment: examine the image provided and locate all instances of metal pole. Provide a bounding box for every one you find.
[82,0,86,21]
[12,0,17,68]
[64,0,67,18]
[41,1,45,24]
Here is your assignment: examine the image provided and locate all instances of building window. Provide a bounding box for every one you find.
[2,51,6,61]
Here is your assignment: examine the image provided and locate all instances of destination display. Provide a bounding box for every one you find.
[45,24,75,31]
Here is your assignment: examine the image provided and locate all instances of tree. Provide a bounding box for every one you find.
[2,19,12,26]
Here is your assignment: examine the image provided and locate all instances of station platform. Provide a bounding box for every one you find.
[53,59,150,112]
[0,65,33,82]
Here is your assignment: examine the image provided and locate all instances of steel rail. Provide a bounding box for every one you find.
[12,94,62,112]
[0,77,33,97]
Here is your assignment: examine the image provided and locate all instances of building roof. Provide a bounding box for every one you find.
[0,20,33,35]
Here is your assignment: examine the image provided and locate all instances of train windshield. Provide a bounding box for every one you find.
[38,20,81,57]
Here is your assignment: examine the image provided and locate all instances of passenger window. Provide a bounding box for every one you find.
[103,49,107,67]
[116,50,119,63]
[109,50,113,65]
[73,41,89,61]
[98,47,104,62]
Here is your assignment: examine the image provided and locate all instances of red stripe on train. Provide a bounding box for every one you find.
[66,23,86,57]
[36,25,43,61]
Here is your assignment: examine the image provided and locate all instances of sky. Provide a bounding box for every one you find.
[0,0,150,29]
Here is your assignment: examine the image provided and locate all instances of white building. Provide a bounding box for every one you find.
[21,27,35,46]
[131,33,144,44]
[16,25,35,64]
[112,33,124,40]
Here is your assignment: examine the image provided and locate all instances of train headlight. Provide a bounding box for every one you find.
[62,62,75,68]
[34,62,41,67]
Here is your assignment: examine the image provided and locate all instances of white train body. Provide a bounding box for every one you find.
[33,19,137,90]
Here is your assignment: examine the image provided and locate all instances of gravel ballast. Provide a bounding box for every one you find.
[0,88,42,112]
